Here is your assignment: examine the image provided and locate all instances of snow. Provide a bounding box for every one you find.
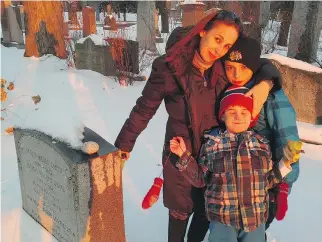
[1,13,322,242]
[76,34,108,46]
[297,122,322,144]
[262,53,322,73]
[180,0,205,5]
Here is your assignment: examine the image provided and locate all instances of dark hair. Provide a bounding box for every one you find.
[166,10,243,76]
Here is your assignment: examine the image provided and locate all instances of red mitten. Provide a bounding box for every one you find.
[142,177,163,210]
[275,182,289,221]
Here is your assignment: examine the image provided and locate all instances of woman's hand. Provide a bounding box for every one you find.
[121,151,130,160]
[245,80,273,118]
[170,137,187,157]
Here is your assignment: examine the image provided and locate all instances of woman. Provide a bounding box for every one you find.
[115,10,281,242]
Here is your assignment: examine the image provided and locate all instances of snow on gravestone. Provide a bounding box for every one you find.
[14,127,125,242]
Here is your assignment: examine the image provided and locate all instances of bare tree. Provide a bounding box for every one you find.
[277,1,294,47]
[23,1,66,59]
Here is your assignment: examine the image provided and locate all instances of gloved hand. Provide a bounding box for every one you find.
[142,177,163,209]
[275,182,289,221]
[282,140,303,168]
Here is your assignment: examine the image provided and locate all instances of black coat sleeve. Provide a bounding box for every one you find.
[114,57,167,152]
[255,58,283,93]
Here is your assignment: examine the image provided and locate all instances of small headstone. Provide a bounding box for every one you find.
[180,2,206,27]
[106,38,140,74]
[75,38,117,76]
[82,7,96,37]
[104,15,117,31]
[1,4,11,44]
[1,5,24,48]
[8,5,24,45]
[14,127,126,242]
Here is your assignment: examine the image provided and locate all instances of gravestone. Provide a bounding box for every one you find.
[269,57,322,125]
[18,5,25,32]
[82,7,96,37]
[105,38,140,74]
[1,5,24,48]
[288,1,322,62]
[180,1,206,27]
[75,38,117,76]
[14,127,125,242]
[1,2,11,44]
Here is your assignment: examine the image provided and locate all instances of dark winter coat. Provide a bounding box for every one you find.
[114,27,282,213]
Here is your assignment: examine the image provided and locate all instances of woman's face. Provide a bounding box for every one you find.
[199,22,239,62]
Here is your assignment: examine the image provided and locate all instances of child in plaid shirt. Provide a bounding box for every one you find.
[170,85,302,242]
[222,36,301,233]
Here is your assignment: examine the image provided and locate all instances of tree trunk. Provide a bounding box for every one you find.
[242,1,262,42]
[123,8,127,21]
[158,1,169,33]
[23,1,66,59]
[294,1,321,62]
[288,1,322,63]
[277,2,294,46]
[69,1,80,28]
[137,1,156,52]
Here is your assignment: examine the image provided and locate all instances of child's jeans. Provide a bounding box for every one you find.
[208,221,265,242]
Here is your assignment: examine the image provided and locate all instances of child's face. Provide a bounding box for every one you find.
[225,61,253,86]
[222,105,252,133]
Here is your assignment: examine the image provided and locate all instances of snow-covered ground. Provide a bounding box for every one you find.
[1,12,322,242]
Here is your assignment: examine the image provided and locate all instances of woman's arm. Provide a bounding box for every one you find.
[170,137,209,187]
[114,57,167,152]
[176,148,209,188]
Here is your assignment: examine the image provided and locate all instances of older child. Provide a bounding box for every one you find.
[170,86,302,242]
[222,36,300,228]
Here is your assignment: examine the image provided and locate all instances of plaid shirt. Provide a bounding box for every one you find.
[176,130,283,232]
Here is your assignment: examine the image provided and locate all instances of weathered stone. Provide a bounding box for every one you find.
[9,5,24,44]
[82,7,96,37]
[1,5,24,47]
[270,58,322,125]
[180,2,206,27]
[105,38,139,74]
[75,38,117,76]
[1,2,11,44]
[14,127,125,242]
[75,37,139,76]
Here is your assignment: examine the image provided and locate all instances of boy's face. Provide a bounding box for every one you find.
[222,105,252,133]
[225,61,253,86]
